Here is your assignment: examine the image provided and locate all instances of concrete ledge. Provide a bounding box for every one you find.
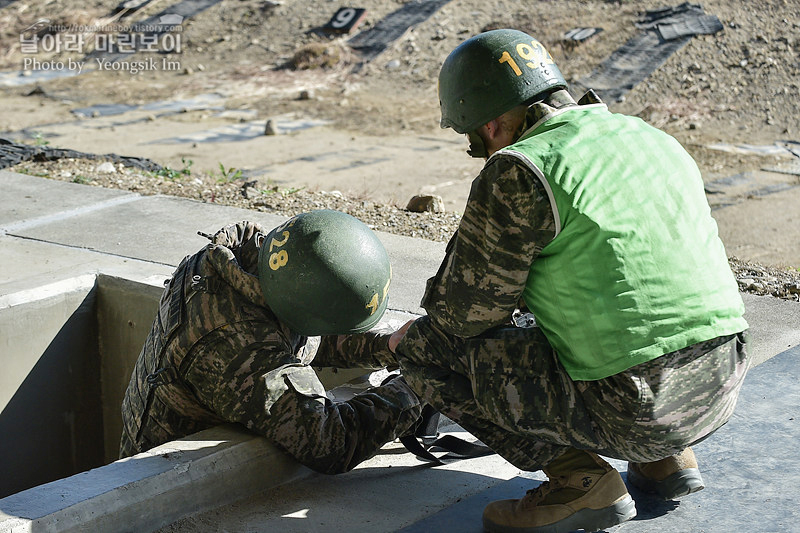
[0,424,312,533]
[740,292,800,366]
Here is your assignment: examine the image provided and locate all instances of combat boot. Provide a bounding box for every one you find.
[627,447,704,500]
[482,450,636,533]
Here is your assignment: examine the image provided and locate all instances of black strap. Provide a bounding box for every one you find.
[399,433,495,465]
[399,405,495,464]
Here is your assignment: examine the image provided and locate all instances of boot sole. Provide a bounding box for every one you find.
[482,494,637,533]
[627,467,705,500]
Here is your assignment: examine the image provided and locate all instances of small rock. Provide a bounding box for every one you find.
[298,89,313,100]
[243,187,261,200]
[264,120,277,135]
[25,85,47,96]
[385,59,401,70]
[406,194,445,213]
[95,162,116,174]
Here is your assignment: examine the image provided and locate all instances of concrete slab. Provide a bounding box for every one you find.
[158,426,520,533]
[740,292,800,367]
[0,170,138,228]
[0,235,173,295]
[0,425,310,533]
[402,344,800,533]
[1,171,444,316]
[8,193,284,265]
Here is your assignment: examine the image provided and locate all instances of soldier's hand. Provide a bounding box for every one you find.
[388,319,415,353]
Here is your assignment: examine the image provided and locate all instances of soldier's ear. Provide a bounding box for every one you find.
[481,119,501,140]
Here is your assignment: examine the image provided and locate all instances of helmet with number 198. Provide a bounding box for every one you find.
[257,210,392,336]
[438,29,567,134]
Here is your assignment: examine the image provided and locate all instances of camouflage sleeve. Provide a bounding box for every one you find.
[421,156,556,337]
[210,221,267,248]
[314,332,396,370]
[209,221,268,272]
[181,320,305,432]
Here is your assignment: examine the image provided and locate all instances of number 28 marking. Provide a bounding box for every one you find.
[498,40,556,77]
[268,230,290,270]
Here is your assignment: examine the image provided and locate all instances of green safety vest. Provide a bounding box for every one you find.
[496,104,748,381]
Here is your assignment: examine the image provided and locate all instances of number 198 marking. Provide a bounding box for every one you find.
[498,40,556,77]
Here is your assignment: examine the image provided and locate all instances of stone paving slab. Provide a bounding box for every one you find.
[0,425,310,533]
[0,171,138,228]
[0,235,173,295]
[0,171,446,315]
[158,428,521,533]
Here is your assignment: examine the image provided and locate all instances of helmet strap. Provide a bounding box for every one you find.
[466,130,488,159]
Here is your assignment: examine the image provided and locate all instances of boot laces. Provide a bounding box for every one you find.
[523,475,568,506]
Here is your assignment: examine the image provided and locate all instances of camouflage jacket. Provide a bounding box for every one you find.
[421,138,558,337]
[420,90,610,338]
[120,221,313,457]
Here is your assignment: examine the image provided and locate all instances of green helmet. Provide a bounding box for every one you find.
[438,29,567,134]
[257,210,392,336]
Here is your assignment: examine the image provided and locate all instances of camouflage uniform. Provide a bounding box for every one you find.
[119,221,421,474]
[338,93,749,472]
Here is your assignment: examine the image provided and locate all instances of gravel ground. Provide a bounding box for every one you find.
[12,156,800,303]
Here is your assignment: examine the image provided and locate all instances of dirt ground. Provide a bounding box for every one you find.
[1,0,800,272]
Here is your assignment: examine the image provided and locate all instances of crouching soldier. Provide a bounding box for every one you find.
[120,210,422,474]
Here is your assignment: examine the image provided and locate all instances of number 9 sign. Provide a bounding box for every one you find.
[324,7,367,34]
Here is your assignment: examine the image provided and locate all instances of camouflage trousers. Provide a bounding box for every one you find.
[395,316,749,471]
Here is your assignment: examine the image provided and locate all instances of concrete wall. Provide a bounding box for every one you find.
[0,276,104,498]
[0,274,166,497]
[96,274,163,462]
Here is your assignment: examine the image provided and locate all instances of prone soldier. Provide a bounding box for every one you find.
[119,210,422,474]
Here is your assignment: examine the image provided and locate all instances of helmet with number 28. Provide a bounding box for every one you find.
[438,29,567,134]
[257,210,392,336]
